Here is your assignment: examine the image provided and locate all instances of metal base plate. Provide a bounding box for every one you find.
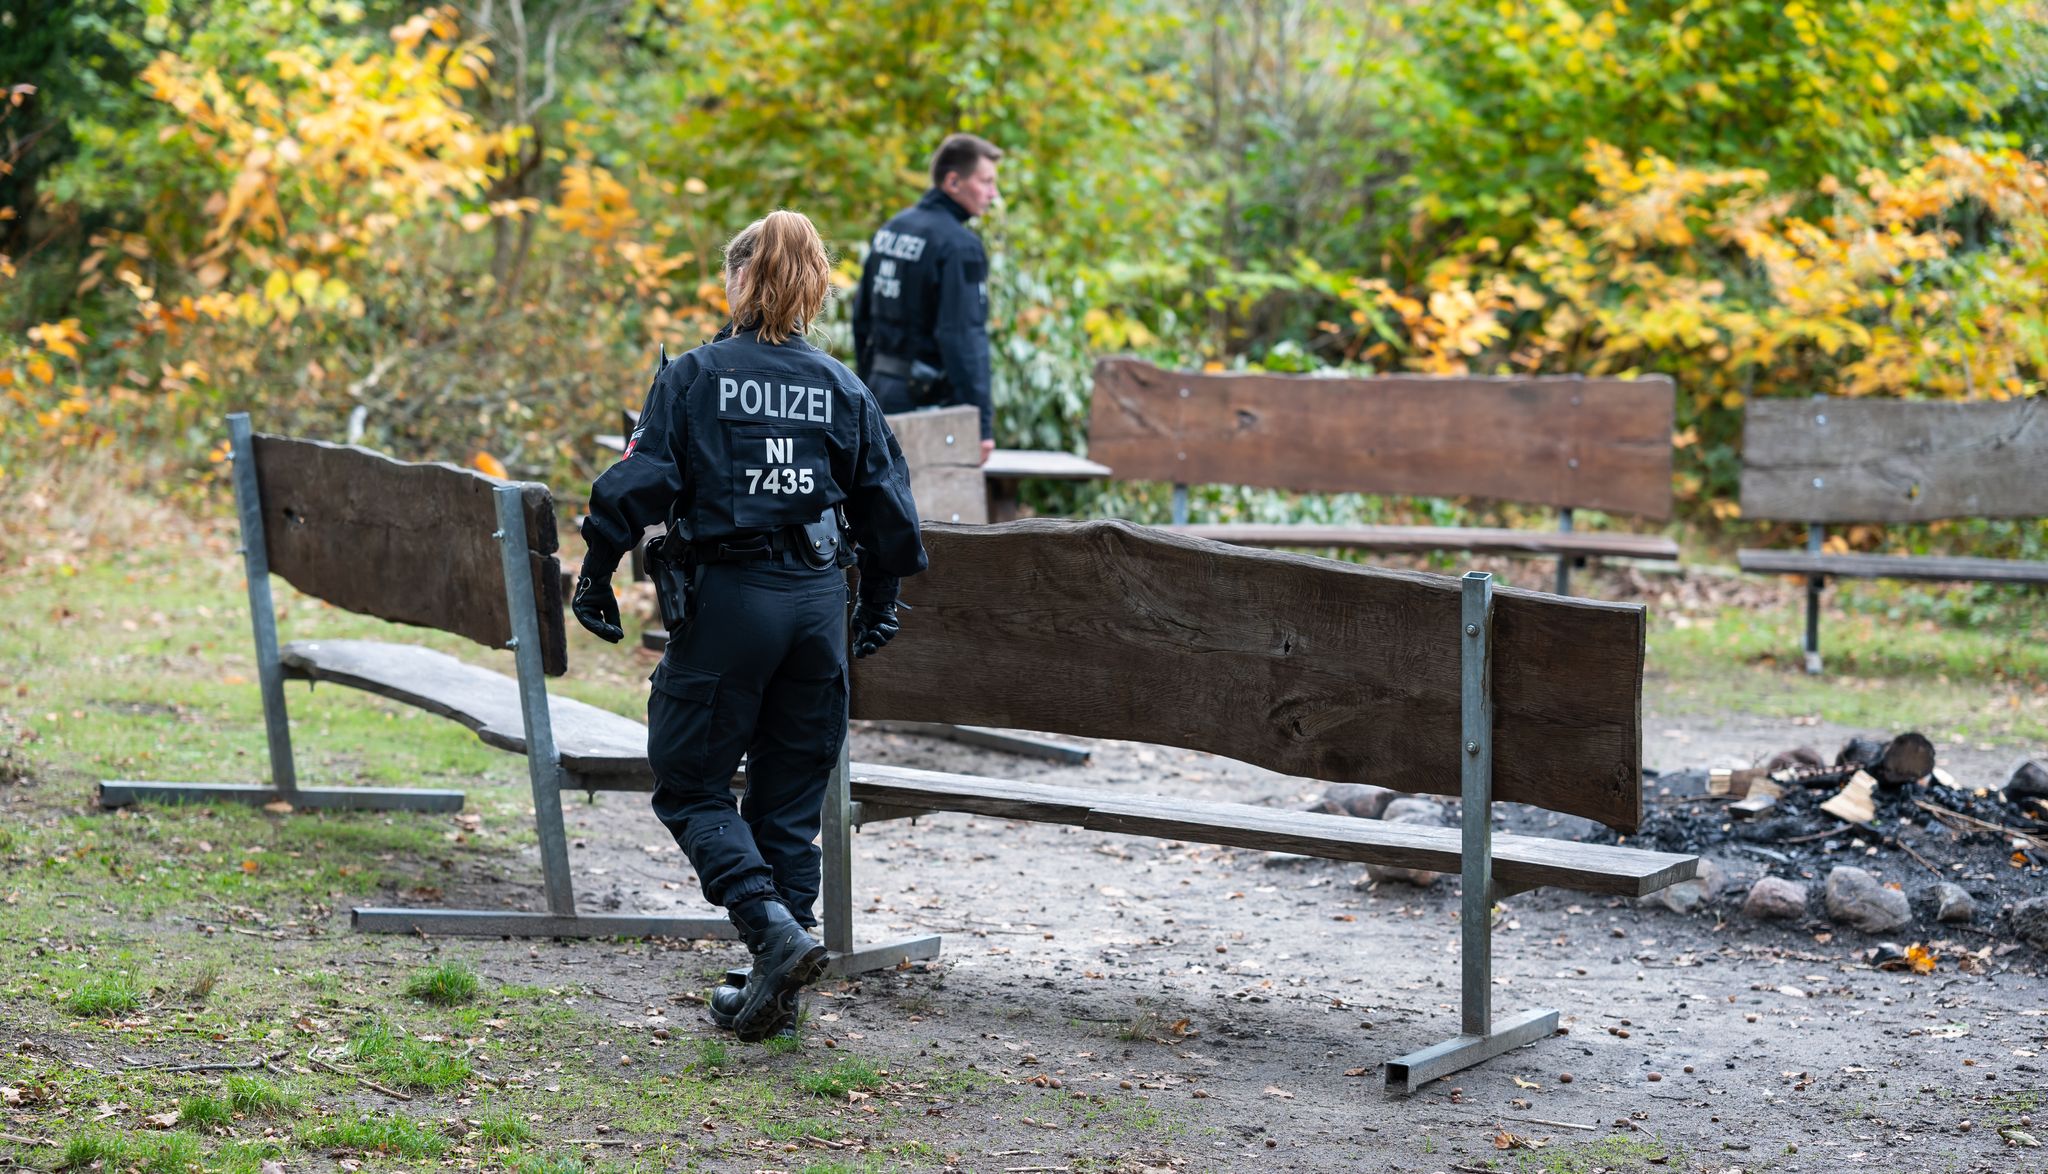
[98,781,464,813]
[351,908,738,939]
[1383,1007,1561,1095]
[826,934,943,977]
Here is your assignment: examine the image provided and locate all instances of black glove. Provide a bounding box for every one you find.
[573,544,624,644]
[850,598,901,659]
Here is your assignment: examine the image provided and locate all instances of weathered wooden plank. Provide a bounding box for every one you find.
[983,450,1113,481]
[279,639,647,777]
[846,768,1696,896]
[254,434,567,675]
[1740,397,2048,522]
[1175,524,1679,560]
[852,519,1647,831]
[887,406,988,524]
[1087,358,1675,518]
[1738,550,2048,584]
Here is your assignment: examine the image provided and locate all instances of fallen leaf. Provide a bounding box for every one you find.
[1512,1075,1543,1090]
[1343,1068,1368,1077]
[1263,1085,1294,1099]
[143,1110,180,1129]
[1999,1127,2040,1147]
[1494,1129,1545,1150]
[2,1086,22,1106]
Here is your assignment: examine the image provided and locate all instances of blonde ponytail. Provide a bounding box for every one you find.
[723,210,832,344]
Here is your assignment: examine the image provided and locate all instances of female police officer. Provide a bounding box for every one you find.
[573,209,926,1042]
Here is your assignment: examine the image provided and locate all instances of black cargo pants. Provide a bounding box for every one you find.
[646,555,848,926]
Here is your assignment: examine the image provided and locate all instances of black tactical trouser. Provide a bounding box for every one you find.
[647,555,848,926]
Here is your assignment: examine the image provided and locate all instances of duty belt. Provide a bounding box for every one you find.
[694,529,810,564]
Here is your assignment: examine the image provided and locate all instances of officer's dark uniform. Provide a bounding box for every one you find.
[851,188,993,443]
[582,326,925,928]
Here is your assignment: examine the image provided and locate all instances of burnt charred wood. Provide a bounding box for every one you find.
[1873,732,1936,788]
[2004,759,2048,804]
[1836,737,1886,771]
[1760,746,1825,773]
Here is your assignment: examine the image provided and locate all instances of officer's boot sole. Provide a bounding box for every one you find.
[731,942,828,1043]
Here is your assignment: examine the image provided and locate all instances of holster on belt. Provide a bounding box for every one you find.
[643,507,697,634]
[871,353,948,406]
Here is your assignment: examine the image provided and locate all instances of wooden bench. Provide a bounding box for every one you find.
[1738,397,2048,673]
[845,518,1697,1092]
[1087,358,1680,593]
[96,414,946,962]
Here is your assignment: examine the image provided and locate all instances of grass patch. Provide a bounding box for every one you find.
[298,1115,450,1159]
[405,961,480,1006]
[764,1033,802,1056]
[177,1093,232,1128]
[762,1117,842,1142]
[60,1130,205,1174]
[224,1073,303,1116]
[1513,1135,1684,1173]
[474,1111,534,1145]
[60,1131,128,1170]
[346,1019,472,1092]
[692,1038,731,1070]
[183,960,226,1002]
[513,1155,586,1174]
[61,972,142,1018]
[798,1056,883,1099]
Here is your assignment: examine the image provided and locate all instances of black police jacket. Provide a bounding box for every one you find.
[583,327,927,595]
[851,188,993,440]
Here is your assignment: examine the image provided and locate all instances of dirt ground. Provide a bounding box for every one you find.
[418,705,2048,1174]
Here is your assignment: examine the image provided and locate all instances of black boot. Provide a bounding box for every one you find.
[708,967,799,1040]
[724,897,828,1043]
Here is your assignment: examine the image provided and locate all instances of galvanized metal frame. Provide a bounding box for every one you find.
[1554,507,1575,596]
[354,485,733,941]
[359,486,939,972]
[1384,572,1561,1094]
[96,413,463,814]
[1804,522,1826,675]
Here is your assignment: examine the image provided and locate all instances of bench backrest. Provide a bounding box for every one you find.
[1087,358,1676,519]
[1740,397,2048,523]
[252,434,568,675]
[852,519,1648,831]
[887,405,988,524]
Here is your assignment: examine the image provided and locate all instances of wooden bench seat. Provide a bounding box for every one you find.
[1088,359,1678,593]
[1737,550,2048,584]
[279,639,654,784]
[847,765,1695,896]
[1738,397,2048,671]
[1175,523,1679,561]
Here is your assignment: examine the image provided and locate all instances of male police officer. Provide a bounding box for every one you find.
[853,133,1003,464]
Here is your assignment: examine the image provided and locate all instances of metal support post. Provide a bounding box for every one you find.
[1170,483,1190,526]
[494,486,576,917]
[819,712,941,976]
[822,723,855,954]
[1384,571,1559,1094]
[231,413,298,797]
[1804,523,1825,675]
[1554,508,1574,597]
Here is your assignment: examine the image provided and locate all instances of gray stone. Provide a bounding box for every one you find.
[1359,807,1446,887]
[1658,857,1723,915]
[1380,797,1446,824]
[1742,875,1809,921]
[1930,882,1976,924]
[2011,897,2048,950]
[1824,867,1911,934]
[1315,783,1398,820]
